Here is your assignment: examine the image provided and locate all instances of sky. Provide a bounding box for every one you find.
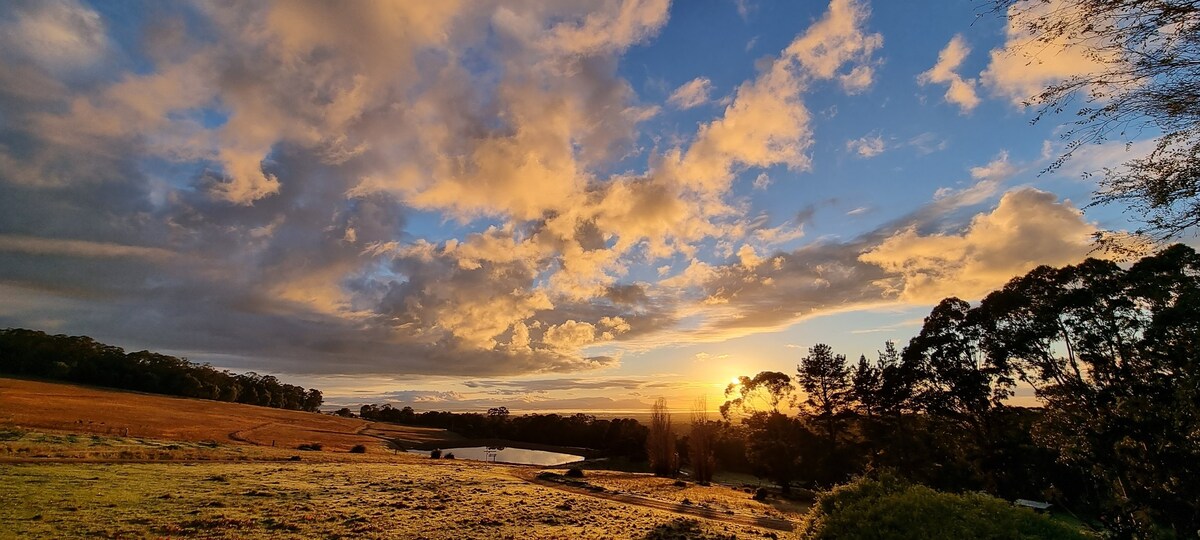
[0,0,1183,412]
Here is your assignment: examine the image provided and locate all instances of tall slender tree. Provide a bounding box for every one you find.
[688,396,717,485]
[647,397,677,477]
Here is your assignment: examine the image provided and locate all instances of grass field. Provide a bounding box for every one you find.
[1,378,797,538]
[1,459,793,539]
[0,378,451,452]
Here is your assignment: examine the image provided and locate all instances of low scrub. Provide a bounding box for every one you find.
[799,474,1093,539]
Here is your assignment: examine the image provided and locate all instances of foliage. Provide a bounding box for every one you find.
[349,444,367,454]
[799,474,1093,540]
[972,244,1200,536]
[357,405,648,461]
[742,411,812,494]
[0,329,322,412]
[720,371,794,420]
[647,397,677,477]
[796,344,857,485]
[990,0,1200,246]
[687,398,717,484]
[796,344,853,420]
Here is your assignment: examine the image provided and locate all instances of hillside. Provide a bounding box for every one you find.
[0,377,802,539]
[0,377,456,452]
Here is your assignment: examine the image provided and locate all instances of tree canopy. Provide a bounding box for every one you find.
[0,328,322,412]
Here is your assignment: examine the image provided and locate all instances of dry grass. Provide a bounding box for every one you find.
[576,470,810,521]
[1,378,800,538]
[1,459,793,539]
[0,378,450,452]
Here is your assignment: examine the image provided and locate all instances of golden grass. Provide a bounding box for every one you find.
[0,378,450,452]
[1,378,801,538]
[1,459,794,539]
[574,470,810,521]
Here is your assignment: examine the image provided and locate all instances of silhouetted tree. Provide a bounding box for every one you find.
[721,371,794,419]
[0,329,322,412]
[688,397,717,484]
[975,244,1200,536]
[743,411,812,495]
[647,397,677,477]
[797,344,853,439]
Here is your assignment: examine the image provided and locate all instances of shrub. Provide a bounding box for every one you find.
[297,443,322,451]
[752,487,769,501]
[430,448,442,459]
[444,452,456,459]
[566,467,585,478]
[799,474,1094,540]
[0,428,26,441]
[349,444,367,454]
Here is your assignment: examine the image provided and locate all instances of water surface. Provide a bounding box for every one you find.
[408,446,583,466]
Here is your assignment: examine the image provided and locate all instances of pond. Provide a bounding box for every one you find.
[407,446,584,466]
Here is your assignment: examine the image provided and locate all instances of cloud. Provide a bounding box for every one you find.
[859,188,1096,303]
[931,151,1017,208]
[981,0,1114,105]
[918,34,980,113]
[664,0,881,194]
[0,0,110,74]
[908,132,948,155]
[624,183,1101,348]
[463,377,652,392]
[668,77,714,109]
[538,0,671,56]
[846,134,885,157]
[784,0,883,94]
[3,0,1071,382]
[0,235,175,261]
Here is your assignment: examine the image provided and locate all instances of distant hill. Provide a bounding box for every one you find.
[0,328,321,411]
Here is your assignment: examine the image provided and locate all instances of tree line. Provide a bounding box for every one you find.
[660,245,1198,538]
[0,329,323,412]
[355,404,648,460]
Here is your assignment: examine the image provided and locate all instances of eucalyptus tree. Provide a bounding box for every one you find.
[975,244,1200,536]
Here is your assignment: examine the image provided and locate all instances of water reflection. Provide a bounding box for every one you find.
[409,446,583,466]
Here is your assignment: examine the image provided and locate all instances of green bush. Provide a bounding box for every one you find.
[799,474,1093,540]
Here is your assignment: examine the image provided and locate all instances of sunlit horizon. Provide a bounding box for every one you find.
[1,0,1190,414]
